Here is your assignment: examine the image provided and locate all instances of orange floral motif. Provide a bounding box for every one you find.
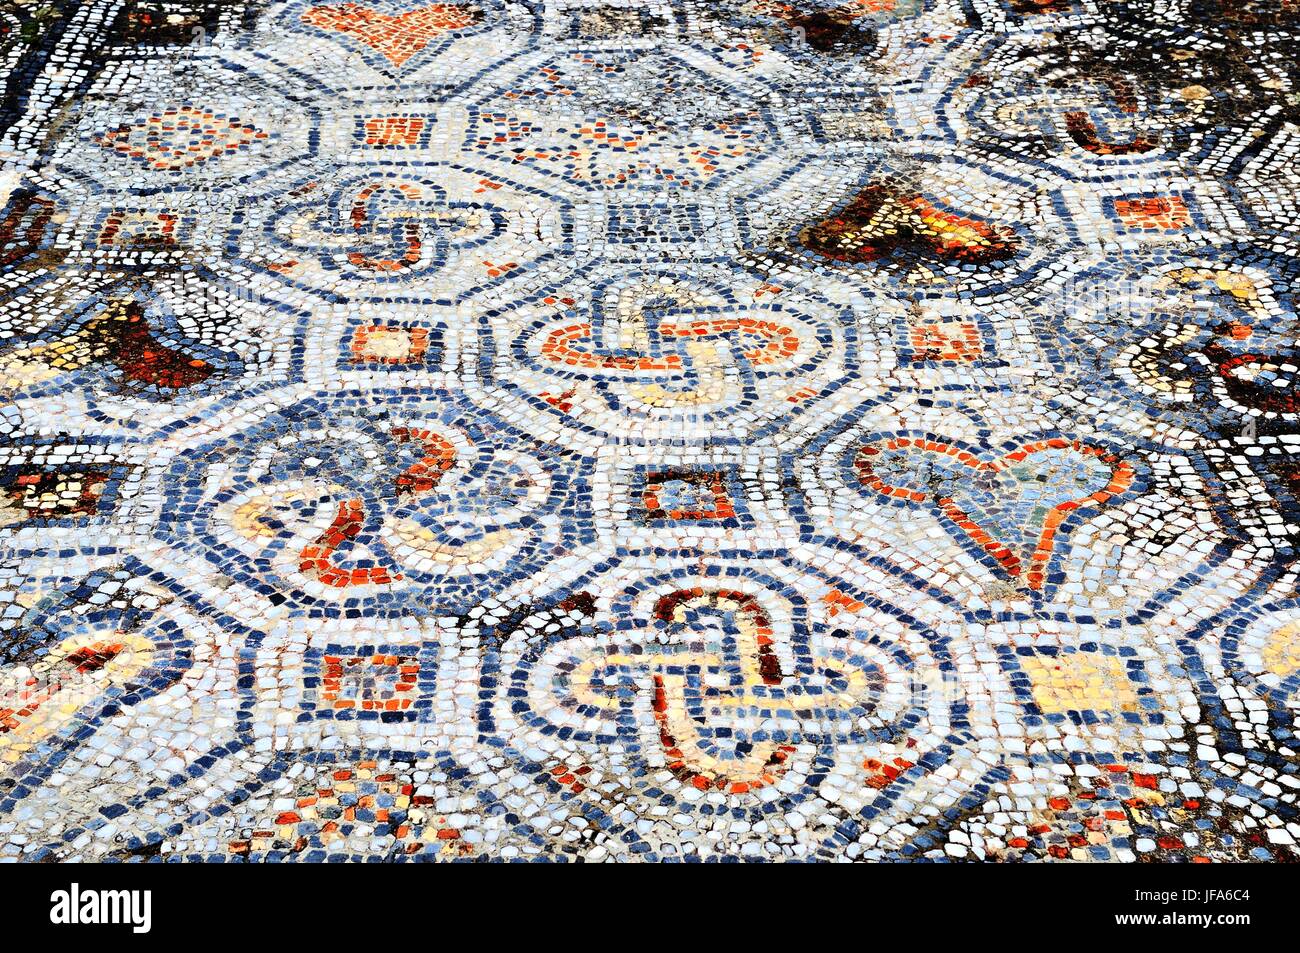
[95,106,267,170]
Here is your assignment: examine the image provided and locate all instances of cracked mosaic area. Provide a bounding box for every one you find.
[0,0,1298,863]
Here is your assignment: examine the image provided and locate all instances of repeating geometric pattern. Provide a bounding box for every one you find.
[0,0,1298,862]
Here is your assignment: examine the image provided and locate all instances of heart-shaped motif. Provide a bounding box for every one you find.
[301,2,481,68]
[854,436,1136,590]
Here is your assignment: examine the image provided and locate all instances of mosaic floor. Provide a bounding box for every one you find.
[0,0,1298,864]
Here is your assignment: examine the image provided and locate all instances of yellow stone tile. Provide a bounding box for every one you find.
[1021,653,1140,715]
[1262,621,1300,679]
